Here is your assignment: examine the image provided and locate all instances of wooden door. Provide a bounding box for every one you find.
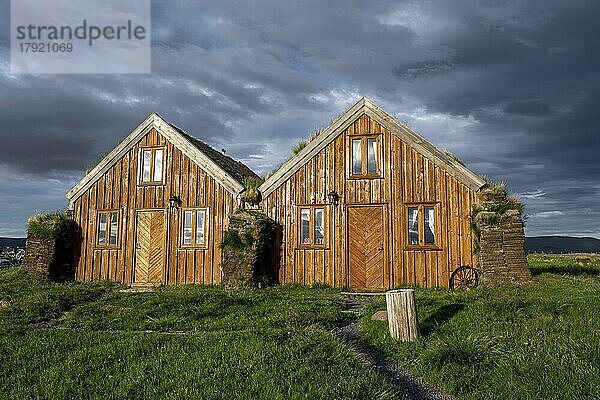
[347,206,386,289]
[134,211,165,285]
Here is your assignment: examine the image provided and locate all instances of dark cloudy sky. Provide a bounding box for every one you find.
[0,0,599,238]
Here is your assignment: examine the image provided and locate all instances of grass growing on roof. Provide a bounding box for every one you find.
[359,254,600,400]
[242,176,264,191]
[266,128,324,178]
[291,128,322,156]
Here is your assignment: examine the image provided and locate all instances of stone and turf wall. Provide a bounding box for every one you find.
[220,210,276,289]
[21,212,75,281]
[475,209,532,285]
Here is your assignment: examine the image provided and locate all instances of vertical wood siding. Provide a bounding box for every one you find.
[263,114,477,288]
[71,128,236,285]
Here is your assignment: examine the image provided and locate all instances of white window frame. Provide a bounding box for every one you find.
[181,208,209,248]
[349,134,383,178]
[298,206,327,248]
[138,146,166,185]
[405,203,438,249]
[97,210,120,248]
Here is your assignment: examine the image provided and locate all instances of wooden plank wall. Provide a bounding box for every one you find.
[71,128,235,285]
[263,114,478,288]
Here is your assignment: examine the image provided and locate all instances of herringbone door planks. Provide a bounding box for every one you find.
[348,206,385,289]
[135,211,164,285]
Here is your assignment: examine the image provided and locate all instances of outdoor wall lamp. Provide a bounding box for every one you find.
[169,195,182,209]
[327,191,340,206]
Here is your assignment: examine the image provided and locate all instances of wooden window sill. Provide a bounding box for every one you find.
[138,182,165,186]
[296,245,329,250]
[349,174,383,180]
[404,246,442,251]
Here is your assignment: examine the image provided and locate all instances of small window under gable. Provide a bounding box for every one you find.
[350,135,382,178]
[139,147,165,185]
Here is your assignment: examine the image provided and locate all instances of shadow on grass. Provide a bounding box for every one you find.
[530,265,600,277]
[420,303,466,336]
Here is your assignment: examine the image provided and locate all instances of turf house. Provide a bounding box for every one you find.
[66,97,527,289]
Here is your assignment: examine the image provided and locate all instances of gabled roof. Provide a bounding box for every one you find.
[166,122,259,185]
[67,113,259,203]
[259,97,486,197]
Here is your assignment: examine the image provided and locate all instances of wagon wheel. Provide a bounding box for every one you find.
[449,266,479,290]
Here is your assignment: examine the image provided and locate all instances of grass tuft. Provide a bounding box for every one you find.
[27,210,74,240]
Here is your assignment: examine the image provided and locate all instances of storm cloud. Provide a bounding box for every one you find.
[0,0,598,238]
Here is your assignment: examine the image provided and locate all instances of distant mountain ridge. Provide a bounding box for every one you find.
[0,238,26,248]
[2,236,599,254]
[525,236,600,254]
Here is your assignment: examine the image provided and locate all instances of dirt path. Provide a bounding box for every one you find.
[336,297,452,400]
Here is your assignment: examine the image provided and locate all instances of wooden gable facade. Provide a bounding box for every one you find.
[67,113,258,286]
[260,98,486,289]
[67,98,486,290]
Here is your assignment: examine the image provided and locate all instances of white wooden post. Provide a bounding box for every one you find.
[386,289,419,342]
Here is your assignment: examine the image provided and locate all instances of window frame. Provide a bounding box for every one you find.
[297,205,328,248]
[96,210,120,248]
[138,146,166,186]
[349,134,383,179]
[404,203,440,250]
[180,208,209,248]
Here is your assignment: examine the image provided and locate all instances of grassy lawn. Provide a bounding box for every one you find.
[360,254,600,400]
[2,254,599,399]
[0,269,398,400]
[58,284,344,333]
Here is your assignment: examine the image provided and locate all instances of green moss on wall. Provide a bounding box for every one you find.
[27,211,75,241]
[220,210,277,290]
[471,182,524,254]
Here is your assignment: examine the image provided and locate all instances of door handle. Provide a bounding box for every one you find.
[378,244,384,251]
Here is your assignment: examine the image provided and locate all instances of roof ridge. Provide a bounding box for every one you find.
[166,121,260,183]
[67,113,259,202]
[258,97,485,196]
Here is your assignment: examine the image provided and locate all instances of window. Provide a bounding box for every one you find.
[140,147,165,184]
[298,206,326,247]
[408,207,419,245]
[97,211,119,247]
[182,209,208,246]
[350,135,381,178]
[406,204,437,248]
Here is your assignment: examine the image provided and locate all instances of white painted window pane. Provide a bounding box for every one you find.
[196,210,205,245]
[408,207,419,245]
[367,138,378,174]
[183,211,193,245]
[352,139,362,174]
[424,206,435,245]
[142,150,151,182]
[109,213,118,245]
[98,213,107,245]
[153,149,163,182]
[300,209,310,244]
[314,208,324,245]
